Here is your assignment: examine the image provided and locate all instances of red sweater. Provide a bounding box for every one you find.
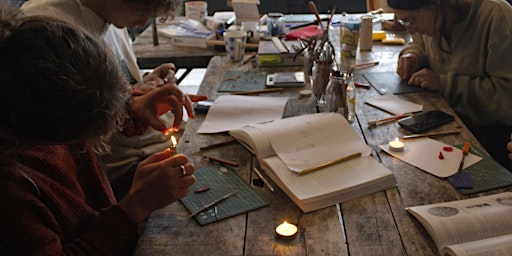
[0,143,139,255]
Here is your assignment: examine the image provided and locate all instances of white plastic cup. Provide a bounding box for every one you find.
[223,31,247,62]
[185,1,207,22]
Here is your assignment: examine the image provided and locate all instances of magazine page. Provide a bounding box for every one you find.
[406,192,512,252]
[442,234,512,256]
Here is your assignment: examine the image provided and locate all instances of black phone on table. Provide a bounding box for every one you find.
[398,110,455,134]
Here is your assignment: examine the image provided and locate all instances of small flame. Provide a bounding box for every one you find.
[394,137,400,143]
[171,136,177,147]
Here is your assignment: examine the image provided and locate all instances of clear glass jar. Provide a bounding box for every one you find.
[267,13,285,36]
[325,72,356,123]
[311,61,333,109]
[241,21,260,43]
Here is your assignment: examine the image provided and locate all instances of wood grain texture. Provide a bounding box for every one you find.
[134,21,512,255]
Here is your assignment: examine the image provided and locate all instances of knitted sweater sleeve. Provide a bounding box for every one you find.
[0,174,139,256]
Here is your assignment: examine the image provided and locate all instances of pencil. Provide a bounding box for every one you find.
[231,88,283,95]
[355,61,379,68]
[203,155,239,167]
[199,139,237,150]
[253,167,275,192]
[368,114,410,126]
[238,52,257,66]
[401,130,460,139]
[298,152,362,176]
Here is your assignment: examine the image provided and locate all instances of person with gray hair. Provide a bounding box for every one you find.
[21,0,208,198]
[388,0,512,171]
[0,13,195,255]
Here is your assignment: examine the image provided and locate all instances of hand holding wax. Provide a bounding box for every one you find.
[125,84,207,136]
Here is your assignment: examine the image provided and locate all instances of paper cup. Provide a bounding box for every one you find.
[185,1,207,22]
[223,31,247,62]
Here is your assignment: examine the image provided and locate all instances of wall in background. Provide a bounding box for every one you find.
[200,0,368,16]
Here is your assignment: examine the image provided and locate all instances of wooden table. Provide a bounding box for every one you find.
[134,25,512,256]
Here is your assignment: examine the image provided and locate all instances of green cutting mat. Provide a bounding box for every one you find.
[217,70,268,92]
[448,145,512,195]
[180,165,269,225]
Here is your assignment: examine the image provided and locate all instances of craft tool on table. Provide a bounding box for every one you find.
[456,141,471,177]
[401,130,461,139]
[367,114,411,127]
[203,155,239,167]
[253,167,275,192]
[188,189,239,218]
[299,152,362,176]
[180,166,269,225]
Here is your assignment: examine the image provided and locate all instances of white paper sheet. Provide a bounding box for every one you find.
[197,95,288,133]
[365,94,423,115]
[379,138,482,178]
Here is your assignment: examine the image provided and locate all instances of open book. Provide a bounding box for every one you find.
[229,113,396,212]
[406,192,512,256]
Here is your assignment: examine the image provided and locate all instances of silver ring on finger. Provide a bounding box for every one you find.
[180,165,187,176]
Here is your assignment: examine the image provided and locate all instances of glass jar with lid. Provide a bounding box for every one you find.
[267,13,285,36]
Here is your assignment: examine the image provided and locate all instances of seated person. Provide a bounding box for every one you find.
[21,0,208,198]
[0,14,195,255]
[389,0,512,171]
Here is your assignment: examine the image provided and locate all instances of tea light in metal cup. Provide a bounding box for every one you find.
[275,221,298,238]
[389,137,404,152]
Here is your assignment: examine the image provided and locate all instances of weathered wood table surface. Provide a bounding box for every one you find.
[134,25,512,256]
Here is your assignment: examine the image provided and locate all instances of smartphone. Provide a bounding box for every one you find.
[398,110,455,133]
[266,72,305,87]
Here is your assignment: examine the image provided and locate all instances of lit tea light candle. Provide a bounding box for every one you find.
[275,221,298,238]
[389,137,404,152]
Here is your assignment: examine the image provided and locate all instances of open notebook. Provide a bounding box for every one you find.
[229,113,397,212]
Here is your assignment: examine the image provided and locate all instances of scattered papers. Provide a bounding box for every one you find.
[365,94,423,115]
[379,138,482,178]
[196,95,287,133]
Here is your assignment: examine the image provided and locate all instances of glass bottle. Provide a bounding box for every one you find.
[345,73,356,123]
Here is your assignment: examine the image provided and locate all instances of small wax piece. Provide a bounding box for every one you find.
[195,186,210,193]
[438,151,445,159]
[443,146,453,152]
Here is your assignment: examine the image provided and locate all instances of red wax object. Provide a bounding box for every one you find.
[195,186,210,193]
[438,151,445,159]
[443,146,453,152]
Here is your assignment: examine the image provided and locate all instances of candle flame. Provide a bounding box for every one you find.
[171,136,177,147]
[394,137,400,142]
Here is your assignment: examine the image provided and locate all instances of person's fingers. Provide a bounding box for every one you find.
[188,94,208,102]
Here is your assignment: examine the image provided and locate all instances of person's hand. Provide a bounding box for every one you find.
[127,84,208,135]
[397,53,421,80]
[508,132,512,161]
[143,63,177,85]
[408,68,441,91]
[118,150,195,223]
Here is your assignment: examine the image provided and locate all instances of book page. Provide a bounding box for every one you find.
[229,126,276,160]
[262,155,394,203]
[442,234,512,256]
[406,192,512,252]
[197,95,288,133]
[379,138,482,178]
[255,113,372,173]
[365,94,423,115]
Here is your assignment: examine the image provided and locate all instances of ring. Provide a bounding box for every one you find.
[180,165,187,176]
[419,77,425,82]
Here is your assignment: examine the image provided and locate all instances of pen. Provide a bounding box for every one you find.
[299,152,362,176]
[355,61,379,68]
[253,167,275,192]
[187,189,239,218]
[199,139,237,150]
[203,155,239,167]
[401,130,460,139]
[456,141,471,177]
[231,88,283,95]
